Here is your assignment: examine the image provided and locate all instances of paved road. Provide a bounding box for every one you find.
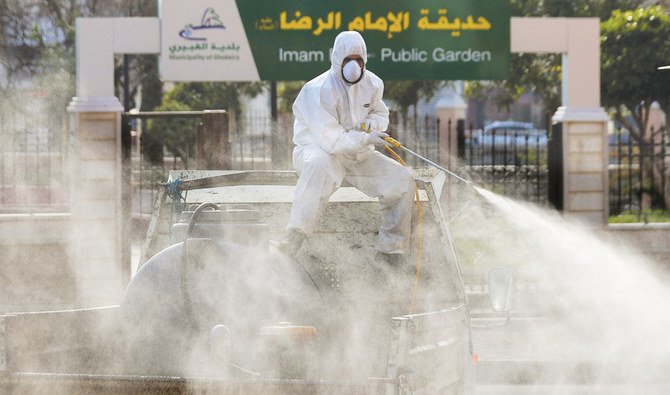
[471,316,670,388]
[475,384,670,394]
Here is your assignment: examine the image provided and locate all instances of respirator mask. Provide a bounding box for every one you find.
[342,59,364,84]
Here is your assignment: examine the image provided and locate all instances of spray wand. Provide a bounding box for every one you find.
[361,124,472,185]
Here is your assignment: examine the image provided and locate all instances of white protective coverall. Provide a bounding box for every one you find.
[286,31,414,254]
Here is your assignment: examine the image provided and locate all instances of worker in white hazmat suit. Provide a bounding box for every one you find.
[281,31,414,266]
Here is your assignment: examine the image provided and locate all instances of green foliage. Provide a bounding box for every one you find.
[609,209,670,223]
[601,6,670,135]
[600,6,670,216]
[466,53,561,116]
[278,81,305,113]
[146,81,265,167]
[534,0,645,18]
[147,99,196,168]
[1,0,160,142]
[465,0,648,122]
[158,81,265,114]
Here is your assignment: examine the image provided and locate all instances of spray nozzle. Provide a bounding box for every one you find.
[361,122,471,184]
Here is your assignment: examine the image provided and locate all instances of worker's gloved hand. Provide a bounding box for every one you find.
[365,130,392,147]
[361,118,380,132]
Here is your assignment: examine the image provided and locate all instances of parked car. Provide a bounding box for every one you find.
[473,121,547,148]
[468,121,548,165]
[608,129,632,146]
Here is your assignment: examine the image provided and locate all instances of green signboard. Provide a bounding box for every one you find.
[236,0,510,80]
[160,0,510,81]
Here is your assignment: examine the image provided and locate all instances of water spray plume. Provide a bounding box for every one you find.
[461,185,670,386]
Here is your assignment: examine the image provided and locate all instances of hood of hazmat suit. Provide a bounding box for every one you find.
[292,31,390,158]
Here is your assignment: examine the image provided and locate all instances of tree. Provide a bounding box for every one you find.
[465,53,562,126]
[601,6,670,135]
[465,0,648,124]
[601,6,670,210]
[147,81,265,167]
[0,0,158,134]
[0,0,155,90]
[156,82,265,115]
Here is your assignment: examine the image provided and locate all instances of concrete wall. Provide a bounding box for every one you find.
[0,214,76,312]
[606,224,670,268]
[0,112,125,312]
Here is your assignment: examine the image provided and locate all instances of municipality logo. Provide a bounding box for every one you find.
[179,7,226,41]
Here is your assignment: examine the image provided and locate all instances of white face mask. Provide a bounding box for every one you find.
[342,59,364,84]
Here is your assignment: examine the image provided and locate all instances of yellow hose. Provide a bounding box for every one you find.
[383,145,423,315]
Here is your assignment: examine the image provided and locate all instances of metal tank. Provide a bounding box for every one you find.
[120,202,325,377]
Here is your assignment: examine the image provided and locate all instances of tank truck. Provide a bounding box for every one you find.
[0,169,475,394]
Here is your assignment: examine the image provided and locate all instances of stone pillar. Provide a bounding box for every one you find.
[63,16,161,307]
[67,107,124,307]
[548,18,609,226]
[646,102,667,210]
[552,107,609,226]
[66,16,154,306]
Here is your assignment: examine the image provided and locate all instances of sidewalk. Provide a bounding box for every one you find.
[470,313,670,386]
[471,317,598,384]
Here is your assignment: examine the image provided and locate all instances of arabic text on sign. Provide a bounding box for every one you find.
[264,9,493,38]
[312,12,342,36]
[347,11,410,38]
[417,9,491,37]
[280,11,312,30]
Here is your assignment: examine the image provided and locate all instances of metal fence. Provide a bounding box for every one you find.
[0,104,69,213]
[0,103,554,217]
[230,110,293,170]
[608,125,669,217]
[5,103,667,223]
[462,123,549,204]
[383,113,549,204]
[210,111,549,205]
[388,112,441,168]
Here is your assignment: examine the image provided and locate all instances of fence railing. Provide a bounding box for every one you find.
[6,105,666,228]
[0,105,558,217]
[388,112,441,168]
[461,124,549,204]
[230,110,293,170]
[608,125,669,218]
[227,111,551,205]
[0,107,69,213]
[387,114,550,204]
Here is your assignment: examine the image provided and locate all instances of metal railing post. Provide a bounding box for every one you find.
[547,122,564,211]
[456,119,465,160]
[198,110,230,169]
